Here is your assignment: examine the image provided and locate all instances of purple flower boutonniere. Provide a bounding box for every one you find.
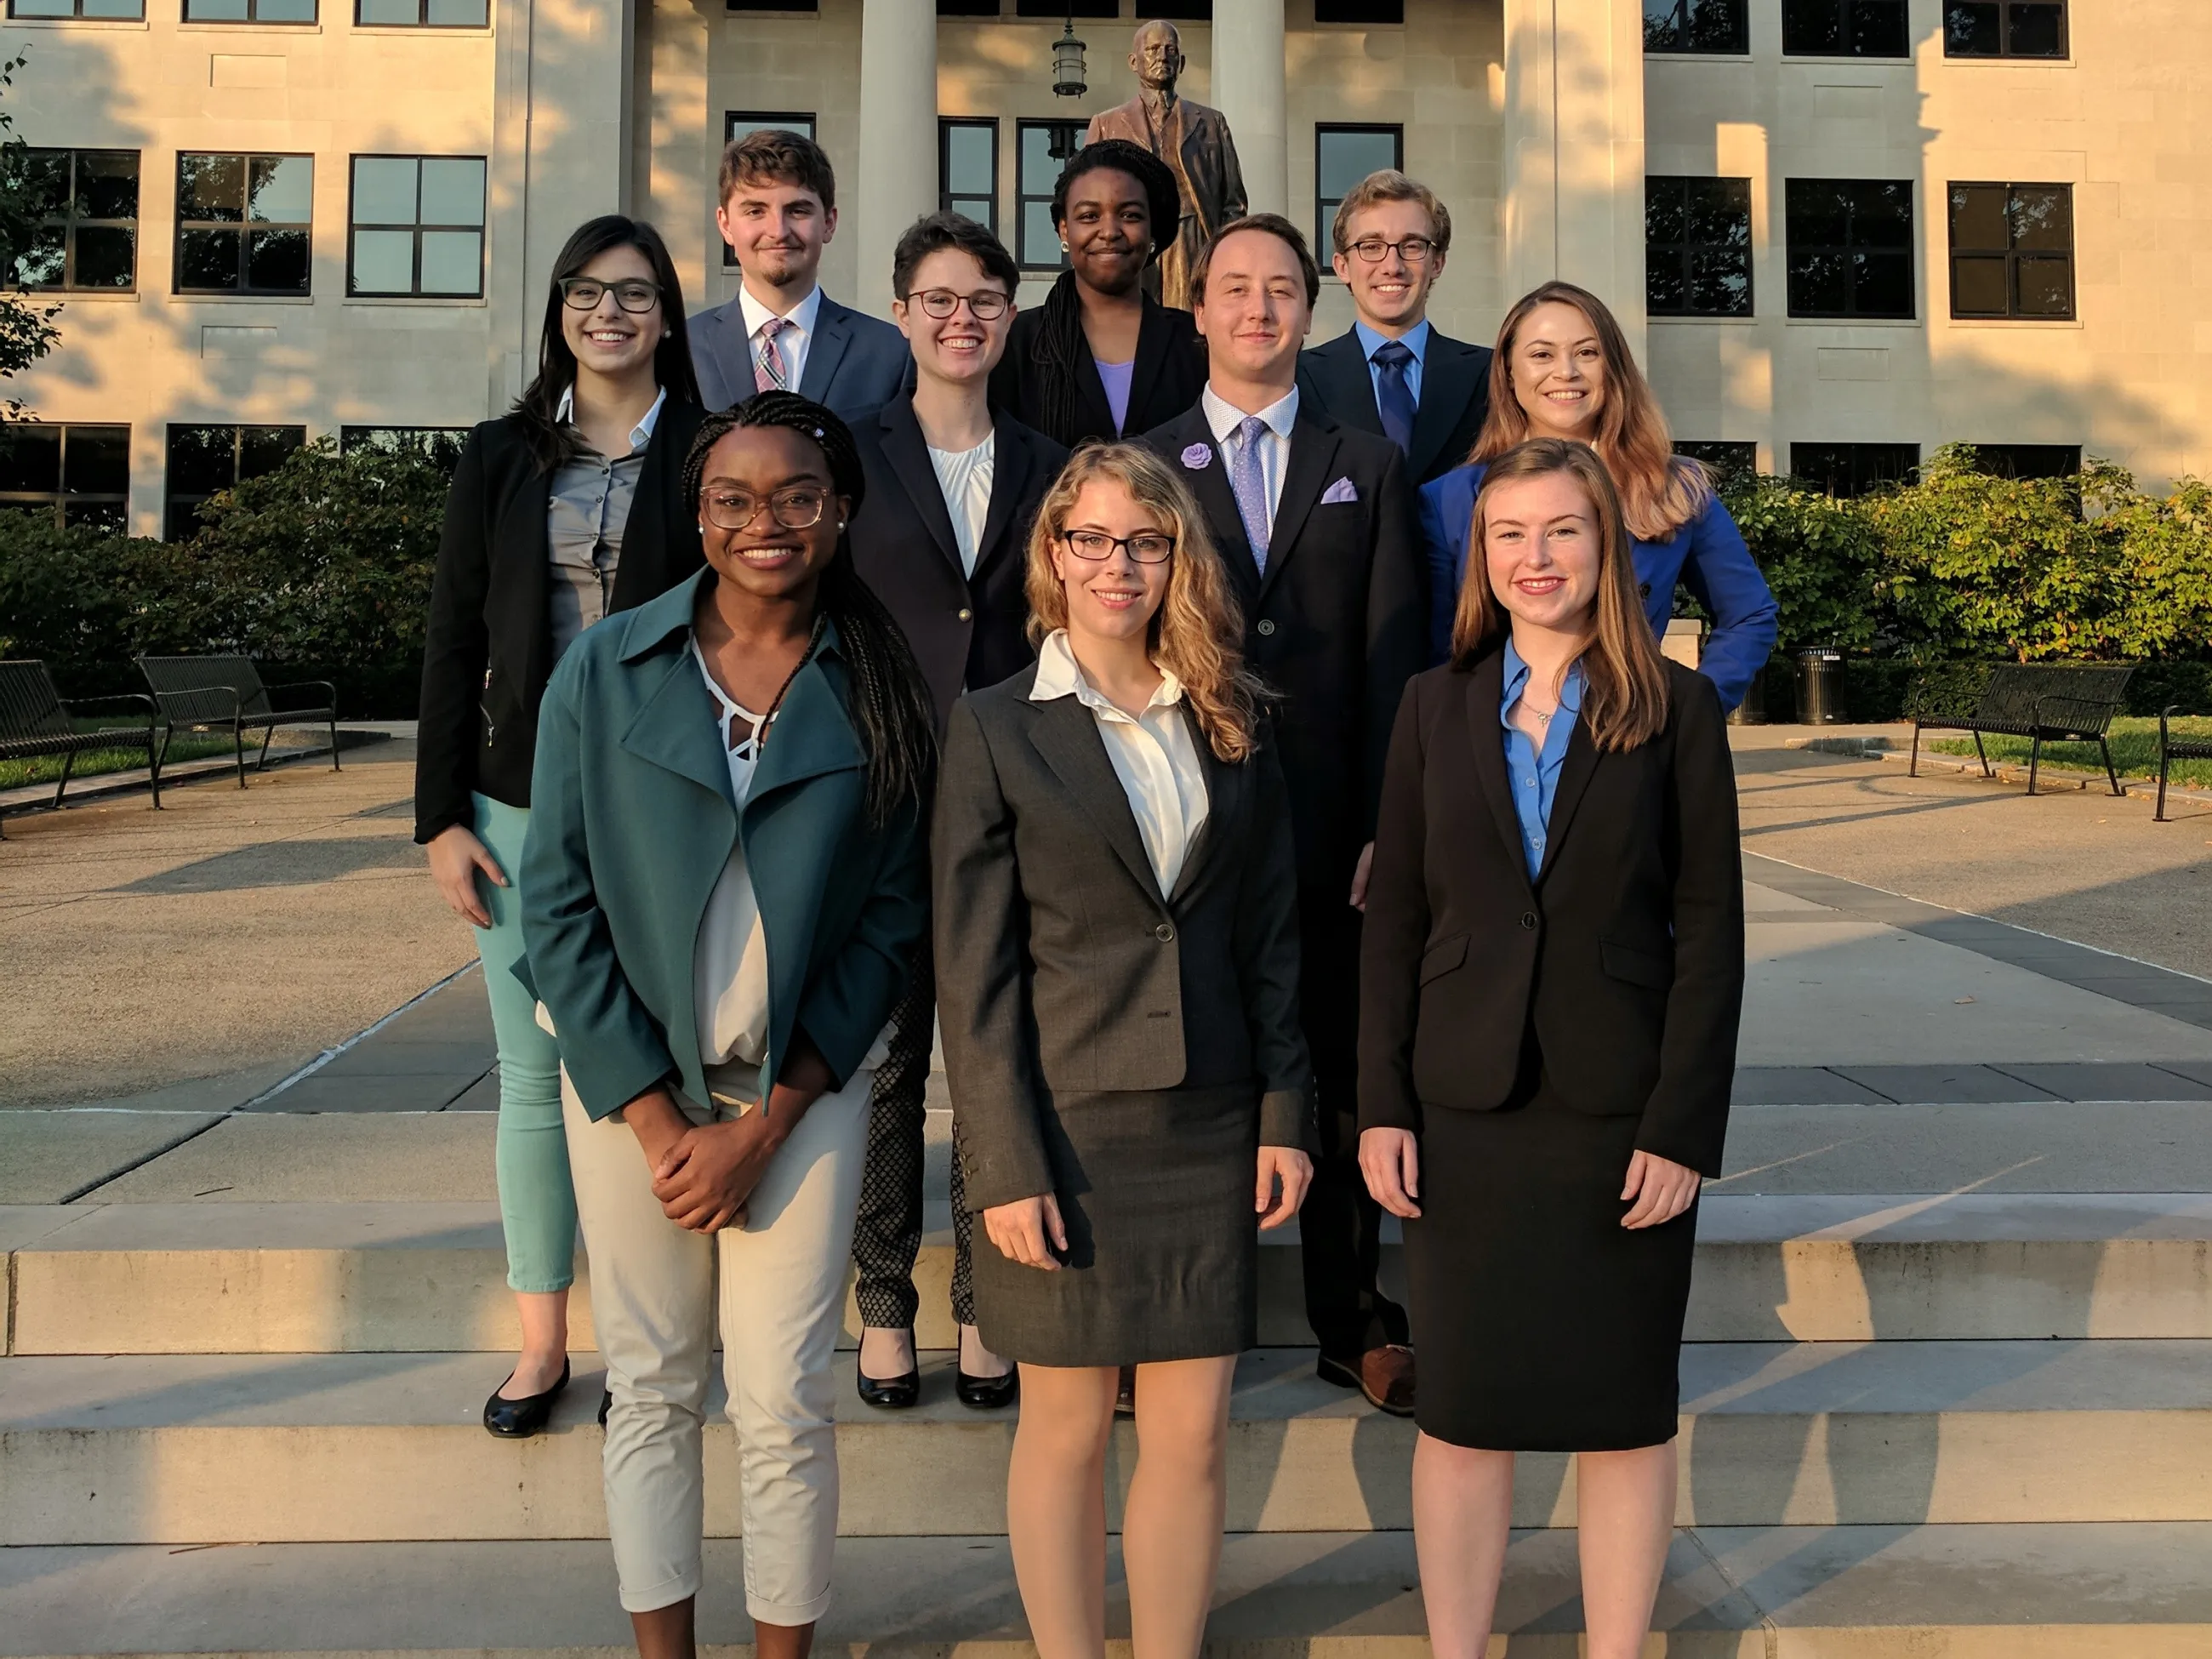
[1180,443,1213,470]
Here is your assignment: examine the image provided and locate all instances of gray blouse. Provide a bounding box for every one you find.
[545,386,665,663]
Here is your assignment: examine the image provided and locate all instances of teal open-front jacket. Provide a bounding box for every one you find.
[519,567,927,1120]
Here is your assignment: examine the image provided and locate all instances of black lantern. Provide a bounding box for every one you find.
[1052,12,1087,100]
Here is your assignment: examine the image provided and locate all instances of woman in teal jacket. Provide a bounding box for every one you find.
[520,392,936,1659]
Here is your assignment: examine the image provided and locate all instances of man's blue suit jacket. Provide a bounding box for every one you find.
[688,289,911,419]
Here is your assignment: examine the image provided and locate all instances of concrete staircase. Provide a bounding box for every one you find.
[6,1148,2212,1652]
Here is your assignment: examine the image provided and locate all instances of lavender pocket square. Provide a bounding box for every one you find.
[1320,476,1359,505]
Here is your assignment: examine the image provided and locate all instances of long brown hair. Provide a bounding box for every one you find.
[1023,443,1265,763]
[1472,281,1710,543]
[1451,438,1670,753]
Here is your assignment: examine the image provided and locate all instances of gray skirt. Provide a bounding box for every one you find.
[970,1082,1260,1367]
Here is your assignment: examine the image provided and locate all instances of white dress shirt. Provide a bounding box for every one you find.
[1030,630,1210,895]
[1201,382,1299,528]
[927,433,995,579]
[737,282,824,394]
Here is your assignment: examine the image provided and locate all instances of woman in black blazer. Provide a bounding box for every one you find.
[413,214,706,1439]
[1357,438,1743,1658]
[988,140,1207,448]
[933,442,1314,1656]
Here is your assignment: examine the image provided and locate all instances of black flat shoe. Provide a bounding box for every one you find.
[598,1387,612,1426]
[955,1365,1018,1411]
[857,1365,921,1409]
[482,1356,570,1439]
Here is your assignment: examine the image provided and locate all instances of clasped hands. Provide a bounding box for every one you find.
[983,1144,1317,1270]
[1358,1127,1701,1229]
[619,1087,784,1232]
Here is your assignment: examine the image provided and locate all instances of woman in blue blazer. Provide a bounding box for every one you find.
[520,393,936,1659]
[1417,282,1776,710]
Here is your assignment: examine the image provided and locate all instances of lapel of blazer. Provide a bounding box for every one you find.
[607,402,698,609]
[1304,330,1386,440]
[1165,409,1260,610]
[1257,413,1341,605]
[749,636,868,805]
[973,415,1037,581]
[489,438,555,700]
[1167,716,1234,906]
[878,396,967,584]
[1026,693,1168,912]
[699,299,750,411]
[1123,299,1177,437]
[1462,651,1536,899]
[1408,334,1484,482]
[618,636,740,813]
[1536,714,1601,888]
[799,295,855,404]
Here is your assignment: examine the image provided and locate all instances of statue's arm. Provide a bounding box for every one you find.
[1217,115,1247,221]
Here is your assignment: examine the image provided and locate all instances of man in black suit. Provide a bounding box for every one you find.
[1142,213,1428,1416]
[1296,171,1492,486]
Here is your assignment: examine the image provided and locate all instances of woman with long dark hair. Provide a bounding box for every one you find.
[522,393,936,1659]
[989,140,1206,448]
[414,214,706,1439]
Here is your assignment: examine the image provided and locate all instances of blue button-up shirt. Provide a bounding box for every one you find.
[1354,317,1428,411]
[1501,640,1585,879]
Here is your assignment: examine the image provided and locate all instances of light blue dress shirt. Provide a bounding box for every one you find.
[1354,317,1429,410]
[1501,640,1585,880]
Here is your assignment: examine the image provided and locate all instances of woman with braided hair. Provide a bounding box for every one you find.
[521,391,934,1659]
[989,139,1208,448]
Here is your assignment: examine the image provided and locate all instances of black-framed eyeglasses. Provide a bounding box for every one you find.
[1062,529,1174,565]
[911,288,1011,321]
[1348,236,1437,265]
[560,276,663,313]
[701,485,829,532]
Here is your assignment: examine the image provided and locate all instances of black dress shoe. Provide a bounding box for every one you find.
[955,1364,1018,1411]
[1114,1363,1136,1417]
[598,1387,612,1426]
[857,1365,921,1409]
[482,1356,570,1439]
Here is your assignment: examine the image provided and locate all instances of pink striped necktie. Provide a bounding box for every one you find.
[754,317,792,394]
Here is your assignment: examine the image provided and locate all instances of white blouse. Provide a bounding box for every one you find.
[691,641,772,1104]
[927,432,995,579]
[1029,630,1210,894]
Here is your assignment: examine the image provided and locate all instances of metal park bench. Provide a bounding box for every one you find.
[2158,707,2212,822]
[137,655,339,790]
[0,659,163,834]
[1906,662,2135,796]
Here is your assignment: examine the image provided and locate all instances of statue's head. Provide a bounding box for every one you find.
[1130,20,1183,92]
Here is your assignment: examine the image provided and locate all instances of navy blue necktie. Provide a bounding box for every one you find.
[1371,339,1417,457]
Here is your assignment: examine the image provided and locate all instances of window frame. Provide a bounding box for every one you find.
[345,153,488,299]
[938,117,1000,235]
[180,0,317,21]
[1645,175,1754,318]
[1314,123,1405,265]
[0,422,131,532]
[173,151,315,298]
[3,0,145,17]
[16,147,139,294]
[1781,0,1911,58]
[1643,0,1749,54]
[1673,441,1758,487]
[1947,181,2074,321]
[1015,118,1081,273]
[1943,0,2068,58]
[162,423,306,541]
[352,0,489,26]
[339,425,471,469]
[1788,442,1920,498]
[1784,178,1917,321]
[721,113,818,269]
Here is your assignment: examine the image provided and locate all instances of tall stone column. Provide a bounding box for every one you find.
[1501,0,1646,356]
[1212,0,1287,218]
[856,0,939,317]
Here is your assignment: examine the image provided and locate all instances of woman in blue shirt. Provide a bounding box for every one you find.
[1417,281,1776,710]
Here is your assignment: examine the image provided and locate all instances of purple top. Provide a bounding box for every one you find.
[1095,357,1135,436]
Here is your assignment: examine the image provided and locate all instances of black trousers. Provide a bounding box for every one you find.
[1297,887,1410,1363]
[851,936,977,1330]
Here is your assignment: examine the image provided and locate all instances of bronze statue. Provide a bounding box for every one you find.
[1083,20,1247,311]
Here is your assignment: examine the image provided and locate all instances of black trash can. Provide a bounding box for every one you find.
[1796,647,1844,725]
[1728,664,1770,727]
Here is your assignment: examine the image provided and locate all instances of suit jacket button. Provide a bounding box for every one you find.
[1256,619,1277,637]
[1519,911,1537,931]
[957,607,972,622]
[1154,922,1176,942]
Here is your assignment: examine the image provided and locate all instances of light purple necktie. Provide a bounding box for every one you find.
[1228,415,1272,573]
[755,317,791,394]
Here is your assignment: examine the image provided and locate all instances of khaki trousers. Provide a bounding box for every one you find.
[562,1067,871,1622]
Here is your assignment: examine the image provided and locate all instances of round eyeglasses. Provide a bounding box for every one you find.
[910,288,1012,321]
[560,277,663,313]
[1062,529,1175,565]
[1347,236,1437,265]
[701,485,830,533]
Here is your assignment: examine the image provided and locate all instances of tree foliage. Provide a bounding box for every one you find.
[0,50,64,416]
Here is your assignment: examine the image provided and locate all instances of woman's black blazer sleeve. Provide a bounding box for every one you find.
[1237,735,1320,1153]
[1357,672,1435,1137]
[413,423,496,845]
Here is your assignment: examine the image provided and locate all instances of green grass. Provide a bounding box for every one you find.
[1930,715,2212,789]
[0,733,242,790]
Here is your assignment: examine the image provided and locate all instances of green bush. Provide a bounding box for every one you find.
[1718,473,1882,655]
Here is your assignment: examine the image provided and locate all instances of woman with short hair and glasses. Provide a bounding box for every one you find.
[414,214,705,1439]
[933,442,1317,1658]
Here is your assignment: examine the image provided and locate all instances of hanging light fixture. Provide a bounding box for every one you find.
[1052,8,1087,100]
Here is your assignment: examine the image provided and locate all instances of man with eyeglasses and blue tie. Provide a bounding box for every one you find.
[1297,171,1492,487]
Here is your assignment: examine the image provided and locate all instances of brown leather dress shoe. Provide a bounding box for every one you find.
[1317,1344,1415,1417]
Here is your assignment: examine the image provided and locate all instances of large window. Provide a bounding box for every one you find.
[722,113,816,268]
[0,424,130,532]
[175,154,312,296]
[1945,1,2066,56]
[1791,442,1918,498]
[1644,0,1747,53]
[164,425,304,541]
[339,425,470,469]
[1782,0,1909,56]
[14,150,137,293]
[1972,443,2080,479]
[1675,441,1758,487]
[1017,120,1080,271]
[940,119,999,234]
[1646,177,1752,317]
[1014,0,1116,14]
[348,156,487,298]
[1786,180,1914,319]
[1314,0,1404,21]
[183,0,315,19]
[356,0,487,23]
[1315,126,1403,259]
[6,0,143,16]
[1949,183,2072,319]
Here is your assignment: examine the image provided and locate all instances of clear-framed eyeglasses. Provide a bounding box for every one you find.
[1347,236,1437,265]
[911,288,1012,321]
[701,485,830,533]
[560,277,663,313]
[1061,529,1175,565]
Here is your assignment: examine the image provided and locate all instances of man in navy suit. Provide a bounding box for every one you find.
[689,128,909,419]
[1296,170,1491,486]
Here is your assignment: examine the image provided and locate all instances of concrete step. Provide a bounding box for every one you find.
[3,1525,2209,1657]
[11,1191,2209,1355]
[6,1341,2209,1544]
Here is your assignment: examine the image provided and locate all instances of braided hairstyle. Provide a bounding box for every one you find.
[1034,140,1182,446]
[681,391,937,829]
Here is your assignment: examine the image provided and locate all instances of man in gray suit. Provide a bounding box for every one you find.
[689,128,910,419]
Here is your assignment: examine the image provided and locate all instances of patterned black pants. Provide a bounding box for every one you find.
[851,937,976,1330]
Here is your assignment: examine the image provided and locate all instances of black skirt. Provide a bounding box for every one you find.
[971,1083,1259,1367]
[1403,1078,1698,1453]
